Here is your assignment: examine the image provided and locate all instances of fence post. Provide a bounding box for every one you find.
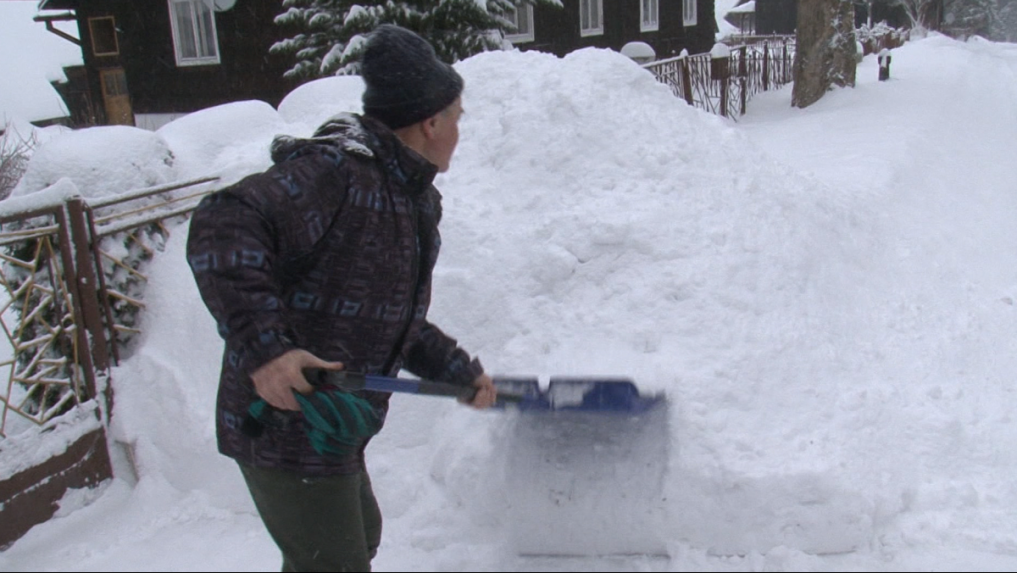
[784,43,791,84]
[711,44,732,118]
[680,58,694,106]
[763,43,770,91]
[64,198,114,411]
[739,46,748,116]
[878,48,892,81]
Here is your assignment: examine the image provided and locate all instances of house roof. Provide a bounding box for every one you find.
[38,1,77,10]
[0,2,83,123]
[729,1,756,14]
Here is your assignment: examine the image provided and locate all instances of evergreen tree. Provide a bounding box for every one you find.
[271,0,560,80]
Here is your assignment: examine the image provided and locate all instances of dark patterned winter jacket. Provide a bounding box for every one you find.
[186,113,483,475]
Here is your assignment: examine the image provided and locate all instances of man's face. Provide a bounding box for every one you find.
[424,98,463,173]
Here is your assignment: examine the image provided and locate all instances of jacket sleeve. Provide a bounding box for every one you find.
[186,181,297,376]
[403,322,484,386]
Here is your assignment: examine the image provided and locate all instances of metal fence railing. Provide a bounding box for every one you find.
[643,36,796,120]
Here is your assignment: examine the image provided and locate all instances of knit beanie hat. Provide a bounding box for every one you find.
[361,24,465,130]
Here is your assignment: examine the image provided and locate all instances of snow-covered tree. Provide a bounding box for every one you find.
[941,0,1017,40]
[271,0,561,80]
[1000,0,1017,41]
[891,0,944,32]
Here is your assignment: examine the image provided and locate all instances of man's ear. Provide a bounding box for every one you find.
[420,114,440,140]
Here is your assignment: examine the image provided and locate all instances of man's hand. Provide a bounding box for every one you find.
[462,373,497,410]
[250,349,344,411]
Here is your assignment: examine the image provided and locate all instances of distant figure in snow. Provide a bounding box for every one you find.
[186,24,496,572]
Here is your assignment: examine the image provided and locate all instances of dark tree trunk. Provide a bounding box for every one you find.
[792,0,858,108]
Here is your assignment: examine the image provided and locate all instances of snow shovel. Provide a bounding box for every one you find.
[258,370,672,557]
[310,371,672,557]
[300,369,667,414]
[493,377,672,558]
[242,370,664,435]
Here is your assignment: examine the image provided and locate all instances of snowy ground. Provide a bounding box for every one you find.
[2,34,1017,572]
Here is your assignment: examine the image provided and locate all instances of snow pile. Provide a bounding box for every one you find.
[156,100,288,186]
[388,46,881,560]
[276,75,365,136]
[10,126,176,200]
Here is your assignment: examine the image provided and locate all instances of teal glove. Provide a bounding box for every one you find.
[294,390,385,457]
[243,390,384,457]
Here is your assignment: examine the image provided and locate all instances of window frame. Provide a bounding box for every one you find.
[168,0,222,67]
[640,0,659,33]
[88,16,120,57]
[683,0,698,27]
[580,0,604,37]
[505,4,535,43]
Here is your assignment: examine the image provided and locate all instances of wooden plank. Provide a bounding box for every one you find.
[0,427,113,550]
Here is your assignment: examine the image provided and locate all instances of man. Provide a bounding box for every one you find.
[186,24,496,572]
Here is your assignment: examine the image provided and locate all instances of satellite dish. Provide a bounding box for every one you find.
[213,0,237,11]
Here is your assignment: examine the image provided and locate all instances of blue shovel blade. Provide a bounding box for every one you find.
[493,377,665,413]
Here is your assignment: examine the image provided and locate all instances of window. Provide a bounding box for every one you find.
[641,0,659,32]
[101,68,129,98]
[506,4,535,43]
[89,16,119,56]
[580,0,603,37]
[168,0,220,66]
[683,0,698,27]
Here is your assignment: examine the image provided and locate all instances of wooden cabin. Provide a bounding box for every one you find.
[505,0,717,61]
[36,0,294,130]
[35,1,718,129]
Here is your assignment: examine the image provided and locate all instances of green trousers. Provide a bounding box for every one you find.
[238,463,382,572]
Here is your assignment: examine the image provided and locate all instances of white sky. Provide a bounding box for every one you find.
[0,2,82,124]
[3,32,1017,572]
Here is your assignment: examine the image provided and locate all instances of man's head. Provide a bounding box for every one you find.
[360,25,465,172]
[361,24,464,132]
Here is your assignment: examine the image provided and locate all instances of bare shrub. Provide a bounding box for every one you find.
[0,122,37,201]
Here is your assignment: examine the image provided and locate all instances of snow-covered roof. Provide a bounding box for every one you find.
[0,3,83,124]
[728,1,756,14]
[38,1,77,10]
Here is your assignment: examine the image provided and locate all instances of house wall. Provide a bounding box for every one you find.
[73,0,293,123]
[755,0,798,35]
[855,1,911,28]
[522,0,716,60]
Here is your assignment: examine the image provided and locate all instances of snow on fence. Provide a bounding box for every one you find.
[643,36,796,120]
[0,175,218,549]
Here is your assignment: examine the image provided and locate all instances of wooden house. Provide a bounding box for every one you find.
[35,1,717,130]
[36,0,294,130]
[753,0,797,35]
[504,0,717,61]
[855,1,913,29]
[723,1,758,36]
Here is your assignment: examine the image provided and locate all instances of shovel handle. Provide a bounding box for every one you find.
[302,369,523,405]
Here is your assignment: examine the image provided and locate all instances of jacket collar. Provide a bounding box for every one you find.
[270,113,438,191]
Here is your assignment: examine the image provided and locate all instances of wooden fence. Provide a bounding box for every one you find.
[643,36,796,119]
[0,176,218,549]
